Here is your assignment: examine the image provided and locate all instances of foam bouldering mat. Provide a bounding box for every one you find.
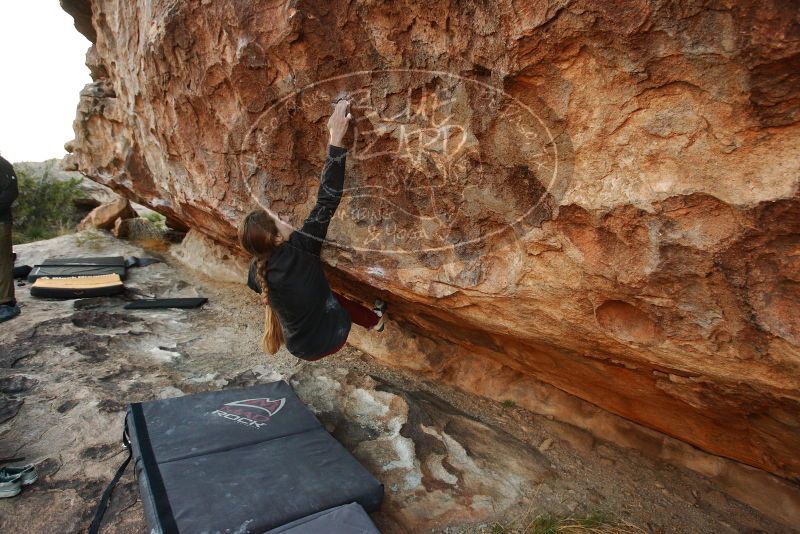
[41,256,125,266]
[124,298,207,309]
[266,503,380,533]
[126,381,383,534]
[28,256,127,282]
[30,274,125,300]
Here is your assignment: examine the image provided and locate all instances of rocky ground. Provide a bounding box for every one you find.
[0,231,792,533]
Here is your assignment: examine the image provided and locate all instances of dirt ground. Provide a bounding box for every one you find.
[0,231,792,533]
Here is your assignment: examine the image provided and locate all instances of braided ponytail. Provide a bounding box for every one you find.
[255,256,284,354]
[239,209,285,355]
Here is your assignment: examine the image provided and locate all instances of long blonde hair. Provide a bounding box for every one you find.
[238,209,285,354]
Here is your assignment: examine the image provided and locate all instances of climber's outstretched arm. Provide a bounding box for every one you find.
[298,99,352,255]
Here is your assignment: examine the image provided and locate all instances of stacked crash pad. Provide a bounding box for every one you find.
[30,274,125,299]
[28,256,127,282]
[126,380,383,533]
[28,257,127,300]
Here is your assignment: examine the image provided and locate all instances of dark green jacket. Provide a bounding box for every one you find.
[0,155,18,224]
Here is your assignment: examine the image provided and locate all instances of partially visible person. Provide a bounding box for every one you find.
[0,154,20,323]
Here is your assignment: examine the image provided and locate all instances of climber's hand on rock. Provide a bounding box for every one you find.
[328,98,351,148]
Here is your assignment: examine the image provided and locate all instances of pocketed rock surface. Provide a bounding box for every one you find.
[59,0,800,485]
[0,232,792,533]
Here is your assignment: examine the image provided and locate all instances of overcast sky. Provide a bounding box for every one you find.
[0,3,92,163]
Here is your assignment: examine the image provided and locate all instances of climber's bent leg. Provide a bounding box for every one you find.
[334,292,381,329]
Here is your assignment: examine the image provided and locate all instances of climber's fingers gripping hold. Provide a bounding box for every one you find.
[328,98,352,148]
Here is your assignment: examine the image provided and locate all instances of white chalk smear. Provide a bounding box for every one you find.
[367,266,385,277]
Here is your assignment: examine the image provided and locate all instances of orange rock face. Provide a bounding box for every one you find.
[63,0,799,484]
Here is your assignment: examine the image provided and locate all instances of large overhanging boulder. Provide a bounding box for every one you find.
[62,0,799,488]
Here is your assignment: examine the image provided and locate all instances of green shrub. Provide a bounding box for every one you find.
[12,166,83,244]
[143,210,167,229]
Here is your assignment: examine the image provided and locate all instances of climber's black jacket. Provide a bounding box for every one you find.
[0,155,18,224]
[247,145,351,360]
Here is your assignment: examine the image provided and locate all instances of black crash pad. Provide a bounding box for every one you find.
[28,256,127,282]
[127,381,383,534]
[124,298,207,310]
[266,503,380,533]
[40,256,126,266]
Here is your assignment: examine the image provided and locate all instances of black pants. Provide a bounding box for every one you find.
[0,222,14,305]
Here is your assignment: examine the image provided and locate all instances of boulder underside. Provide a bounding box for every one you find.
[62,0,800,490]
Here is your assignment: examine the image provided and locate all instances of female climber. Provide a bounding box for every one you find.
[238,98,386,359]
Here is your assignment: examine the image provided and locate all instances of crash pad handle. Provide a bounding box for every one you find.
[88,428,131,534]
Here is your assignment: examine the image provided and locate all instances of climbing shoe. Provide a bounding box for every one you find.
[0,304,20,323]
[372,299,387,332]
[0,470,22,498]
[2,464,37,486]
